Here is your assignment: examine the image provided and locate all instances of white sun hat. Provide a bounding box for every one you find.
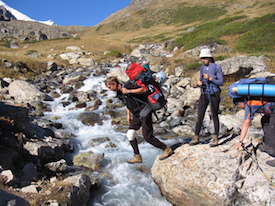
[199,48,213,58]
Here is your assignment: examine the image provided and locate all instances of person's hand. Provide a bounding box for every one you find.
[197,80,202,86]
[121,87,129,94]
[203,73,213,81]
[236,142,243,150]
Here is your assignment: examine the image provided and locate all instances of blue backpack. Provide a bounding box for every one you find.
[228,76,275,99]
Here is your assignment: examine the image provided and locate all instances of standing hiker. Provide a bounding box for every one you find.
[189,48,224,146]
[234,98,275,167]
[105,76,173,164]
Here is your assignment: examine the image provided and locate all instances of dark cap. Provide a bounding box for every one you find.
[233,98,244,105]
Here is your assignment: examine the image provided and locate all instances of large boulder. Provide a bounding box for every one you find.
[107,66,129,83]
[217,55,266,78]
[62,75,86,85]
[59,52,81,61]
[45,159,68,173]
[72,151,104,171]
[8,80,52,103]
[77,112,103,126]
[66,46,81,51]
[23,138,73,163]
[0,102,54,138]
[191,56,267,85]
[78,57,95,66]
[0,189,30,206]
[130,48,142,58]
[179,87,201,105]
[0,102,29,131]
[63,174,92,206]
[183,44,232,59]
[151,135,275,206]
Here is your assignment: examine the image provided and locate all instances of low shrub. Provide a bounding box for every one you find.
[25,50,37,55]
[184,62,202,71]
[104,50,123,57]
[174,59,183,63]
[183,62,202,76]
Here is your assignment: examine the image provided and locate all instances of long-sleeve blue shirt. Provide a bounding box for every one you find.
[200,63,223,93]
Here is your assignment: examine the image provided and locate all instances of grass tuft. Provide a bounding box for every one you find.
[104,50,123,57]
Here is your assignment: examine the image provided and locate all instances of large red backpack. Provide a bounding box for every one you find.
[126,62,167,118]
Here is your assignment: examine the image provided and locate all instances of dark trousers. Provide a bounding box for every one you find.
[129,113,167,150]
[195,92,220,136]
[261,110,275,149]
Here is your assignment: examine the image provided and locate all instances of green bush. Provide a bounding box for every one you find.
[129,35,154,43]
[181,62,202,76]
[1,40,11,48]
[184,62,202,71]
[215,55,229,61]
[174,59,183,63]
[26,50,37,55]
[104,50,123,57]
[142,19,155,29]
[96,25,103,31]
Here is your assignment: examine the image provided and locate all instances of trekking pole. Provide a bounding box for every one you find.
[242,145,275,189]
[204,79,215,124]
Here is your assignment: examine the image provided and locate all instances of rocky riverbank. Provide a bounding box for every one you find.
[0,42,274,205]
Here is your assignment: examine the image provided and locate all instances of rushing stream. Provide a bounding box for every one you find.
[43,66,177,205]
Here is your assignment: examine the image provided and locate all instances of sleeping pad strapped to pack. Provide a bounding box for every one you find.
[228,76,275,101]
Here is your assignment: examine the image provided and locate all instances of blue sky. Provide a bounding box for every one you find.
[5,0,132,26]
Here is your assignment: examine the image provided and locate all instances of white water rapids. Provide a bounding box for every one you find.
[43,67,178,205]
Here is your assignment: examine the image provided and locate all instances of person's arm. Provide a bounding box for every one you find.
[236,119,251,150]
[121,87,147,94]
[212,66,224,86]
[126,108,131,123]
[204,64,223,86]
[197,66,204,86]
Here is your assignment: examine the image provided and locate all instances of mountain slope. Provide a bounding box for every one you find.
[95,0,275,43]
[102,0,275,25]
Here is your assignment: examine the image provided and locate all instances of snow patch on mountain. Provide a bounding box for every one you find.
[0,0,55,26]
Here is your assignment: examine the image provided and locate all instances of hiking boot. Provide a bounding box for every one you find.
[189,135,199,146]
[159,147,173,160]
[258,143,275,157]
[266,159,275,167]
[210,135,219,147]
[127,154,142,164]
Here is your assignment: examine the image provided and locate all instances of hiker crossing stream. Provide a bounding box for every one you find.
[43,66,177,205]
